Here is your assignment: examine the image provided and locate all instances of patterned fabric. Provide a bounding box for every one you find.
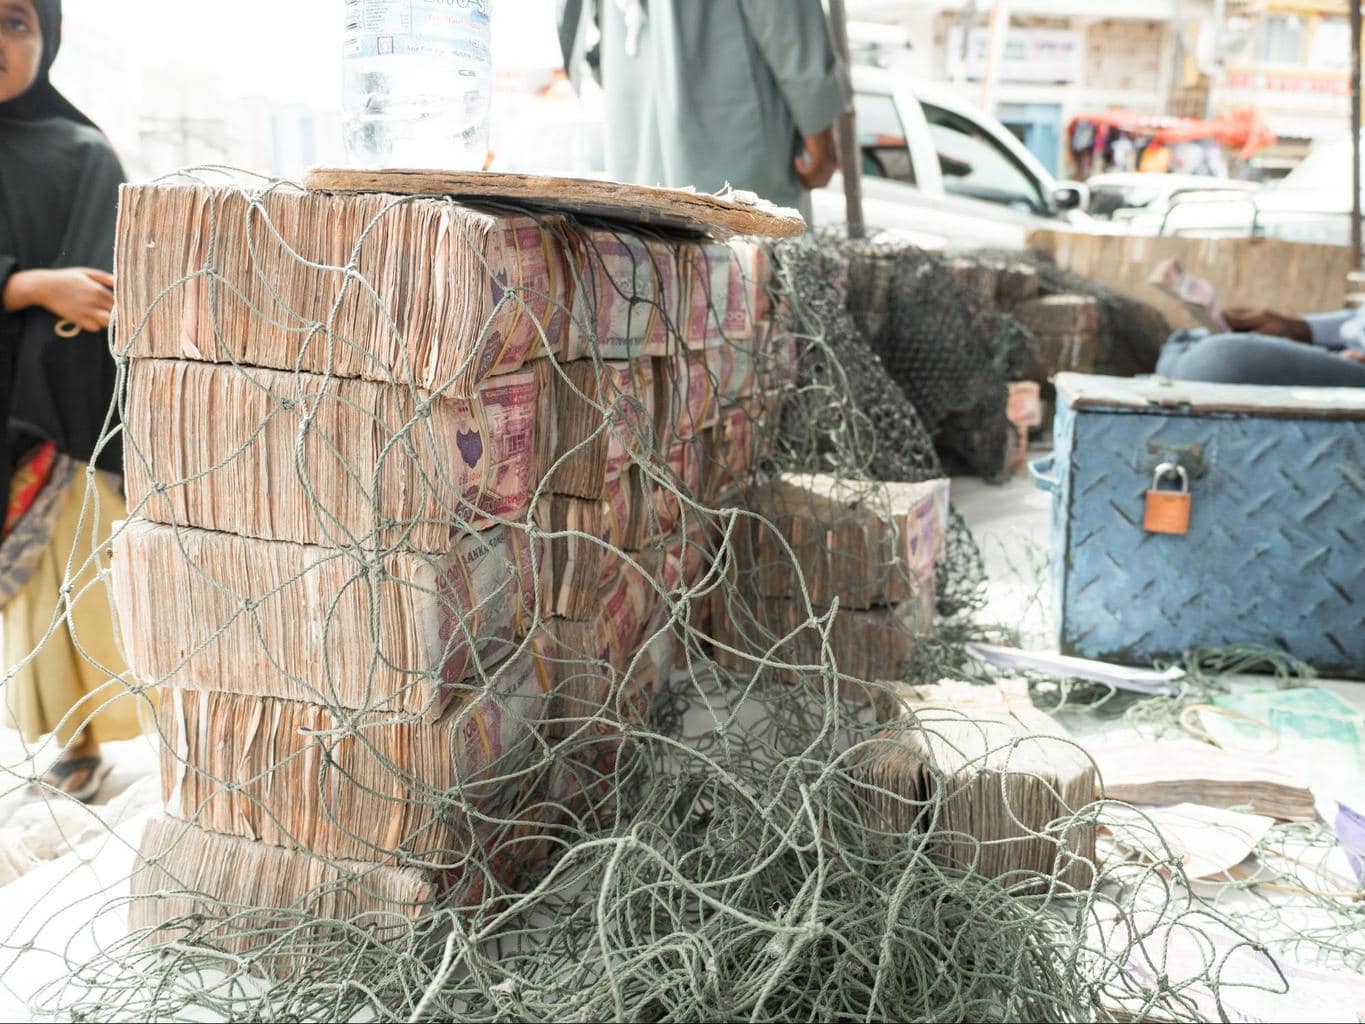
[3,460,137,745]
[4,441,59,537]
[0,453,77,609]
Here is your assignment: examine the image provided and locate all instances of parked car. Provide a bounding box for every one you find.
[1084,172,1259,227]
[1149,139,1358,245]
[813,67,1093,249]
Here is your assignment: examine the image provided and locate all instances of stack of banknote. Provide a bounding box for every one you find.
[111,177,792,952]
[712,473,950,685]
[854,678,1098,891]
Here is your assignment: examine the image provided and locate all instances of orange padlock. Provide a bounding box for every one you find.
[1144,463,1191,536]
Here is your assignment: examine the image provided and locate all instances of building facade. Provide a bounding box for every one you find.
[850,1,1214,176]
[845,1,1296,178]
[1205,1,1356,174]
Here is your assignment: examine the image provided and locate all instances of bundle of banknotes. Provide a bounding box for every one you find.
[111,178,789,934]
[114,183,572,395]
[712,474,950,685]
[129,816,439,966]
[156,654,544,864]
[124,359,539,550]
[853,678,1098,891]
[113,518,537,718]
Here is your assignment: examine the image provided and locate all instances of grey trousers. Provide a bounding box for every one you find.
[1155,330,1365,387]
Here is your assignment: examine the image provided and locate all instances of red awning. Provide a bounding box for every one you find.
[1070,108,1277,159]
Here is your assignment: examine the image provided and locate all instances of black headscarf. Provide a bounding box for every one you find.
[0,0,97,129]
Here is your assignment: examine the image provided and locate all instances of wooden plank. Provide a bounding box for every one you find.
[305,168,806,240]
[1029,229,1353,326]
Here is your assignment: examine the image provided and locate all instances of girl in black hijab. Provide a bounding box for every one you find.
[1,0,138,801]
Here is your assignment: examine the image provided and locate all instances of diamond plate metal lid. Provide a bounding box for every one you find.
[1055,373,1365,421]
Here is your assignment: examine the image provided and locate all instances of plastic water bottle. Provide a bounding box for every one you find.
[343,0,492,169]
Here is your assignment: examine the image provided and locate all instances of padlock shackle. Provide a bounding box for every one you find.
[1152,462,1190,493]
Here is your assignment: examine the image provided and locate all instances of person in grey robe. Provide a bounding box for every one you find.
[558,0,851,216]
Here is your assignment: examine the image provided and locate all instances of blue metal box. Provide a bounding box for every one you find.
[1032,373,1365,675]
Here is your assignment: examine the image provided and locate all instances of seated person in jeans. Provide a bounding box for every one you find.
[1156,308,1365,387]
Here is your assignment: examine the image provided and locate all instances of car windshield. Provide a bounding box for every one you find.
[1089,184,1161,217]
[921,102,1047,215]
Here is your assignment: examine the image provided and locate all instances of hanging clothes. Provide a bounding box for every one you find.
[1138,141,1172,175]
[1111,135,1136,173]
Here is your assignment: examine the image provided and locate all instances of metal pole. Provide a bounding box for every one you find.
[828,0,865,239]
[1352,0,1362,270]
[980,0,1010,114]
[953,0,978,88]
[1209,0,1225,119]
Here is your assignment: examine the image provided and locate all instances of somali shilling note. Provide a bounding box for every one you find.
[470,214,570,378]
[598,558,657,667]
[1147,257,1229,332]
[454,368,538,527]
[661,351,723,443]
[565,230,679,360]
[600,359,659,473]
[705,337,757,406]
[723,240,768,340]
[446,650,545,811]
[702,403,757,498]
[427,524,540,698]
[682,241,733,349]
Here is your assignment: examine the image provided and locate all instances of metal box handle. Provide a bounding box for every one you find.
[1028,454,1059,495]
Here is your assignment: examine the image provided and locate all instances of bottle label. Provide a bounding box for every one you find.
[345,0,491,60]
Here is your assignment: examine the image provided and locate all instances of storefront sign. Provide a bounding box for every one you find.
[1224,67,1349,97]
[946,26,1084,85]
[1215,65,1350,128]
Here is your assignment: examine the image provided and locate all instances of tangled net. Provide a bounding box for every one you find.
[0,172,1359,1024]
[807,237,1174,482]
[995,248,1173,380]
[771,236,985,619]
[848,242,1037,484]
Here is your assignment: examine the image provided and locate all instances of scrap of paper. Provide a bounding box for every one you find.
[965,642,1184,696]
[1103,802,1274,880]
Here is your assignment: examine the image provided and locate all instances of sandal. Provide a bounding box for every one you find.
[37,755,112,803]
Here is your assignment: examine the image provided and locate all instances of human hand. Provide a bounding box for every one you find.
[1343,350,1365,364]
[3,268,114,333]
[794,127,839,191]
[1222,307,1311,343]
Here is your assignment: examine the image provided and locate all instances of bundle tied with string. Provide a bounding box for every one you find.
[10,171,1343,1024]
[712,472,949,701]
[833,239,1038,482]
[853,677,1098,893]
[106,175,823,975]
[770,235,987,620]
[973,246,1173,379]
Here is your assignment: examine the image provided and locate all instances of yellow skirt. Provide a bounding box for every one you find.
[4,467,143,746]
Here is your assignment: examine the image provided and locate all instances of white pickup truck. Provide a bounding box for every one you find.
[814,67,1092,249]
[1150,138,1357,246]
